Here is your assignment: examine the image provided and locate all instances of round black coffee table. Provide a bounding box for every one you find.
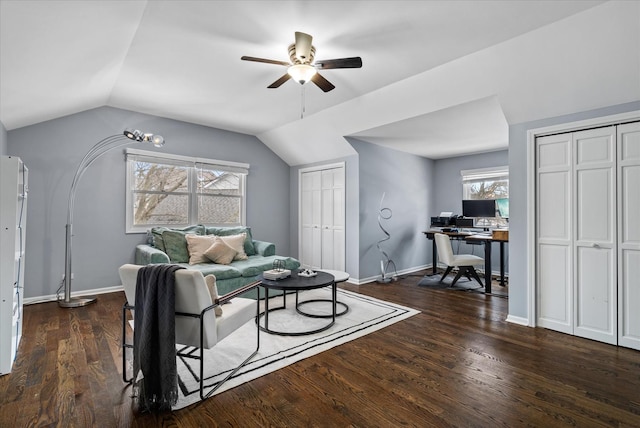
[258,270,339,336]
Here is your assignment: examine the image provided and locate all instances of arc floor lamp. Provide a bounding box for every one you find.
[58,128,165,308]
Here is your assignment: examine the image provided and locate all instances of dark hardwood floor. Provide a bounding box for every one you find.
[1,271,639,427]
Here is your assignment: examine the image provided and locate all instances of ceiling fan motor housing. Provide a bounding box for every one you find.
[288,43,316,65]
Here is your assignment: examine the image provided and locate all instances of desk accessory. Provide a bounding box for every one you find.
[298,269,317,278]
[263,259,291,280]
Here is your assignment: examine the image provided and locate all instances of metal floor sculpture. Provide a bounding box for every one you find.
[376,192,397,283]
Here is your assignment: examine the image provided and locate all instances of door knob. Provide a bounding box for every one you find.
[591,243,599,248]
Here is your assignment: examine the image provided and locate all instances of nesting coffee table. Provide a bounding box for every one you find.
[258,270,349,336]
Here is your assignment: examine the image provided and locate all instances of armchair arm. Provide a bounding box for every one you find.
[135,244,170,265]
[252,240,276,257]
[217,280,261,305]
[196,280,261,319]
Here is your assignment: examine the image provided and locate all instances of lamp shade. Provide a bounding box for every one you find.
[287,64,317,85]
[151,134,165,147]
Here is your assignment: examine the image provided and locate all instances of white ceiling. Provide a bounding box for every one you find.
[1,1,639,164]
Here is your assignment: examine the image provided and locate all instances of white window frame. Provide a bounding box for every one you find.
[125,148,249,233]
[460,165,509,227]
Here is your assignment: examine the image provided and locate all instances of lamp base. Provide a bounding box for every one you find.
[58,296,97,308]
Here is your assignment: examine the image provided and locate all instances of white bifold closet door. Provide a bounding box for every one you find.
[573,127,616,345]
[320,167,345,271]
[536,122,640,350]
[617,122,640,350]
[300,165,345,271]
[536,132,573,335]
[301,170,323,269]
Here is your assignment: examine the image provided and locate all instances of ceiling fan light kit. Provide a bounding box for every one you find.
[287,64,317,85]
[241,31,362,92]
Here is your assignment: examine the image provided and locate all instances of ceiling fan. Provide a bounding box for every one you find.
[241,31,362,92]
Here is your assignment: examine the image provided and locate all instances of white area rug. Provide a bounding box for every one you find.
[174,288,419,410]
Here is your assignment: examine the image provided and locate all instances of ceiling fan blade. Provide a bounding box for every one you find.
[294,31,313,63]
[241,56,290,67]
[268,73,292,88]
[311,72,335,92]
[315,57,363,69]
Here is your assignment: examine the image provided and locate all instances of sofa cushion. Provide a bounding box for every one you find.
[231,255,301,277]
[185,234,217,265]
[204,226,256,256]
[203,237,237,265]
[174,263,242,281]
[151,225,204,253]
[162,230,194,263]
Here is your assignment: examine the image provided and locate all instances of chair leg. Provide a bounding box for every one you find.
[200,286,261,400]
[122,303,134,383]
[451,267,468,287]
[439,266,453,282]
[470,267,484,286]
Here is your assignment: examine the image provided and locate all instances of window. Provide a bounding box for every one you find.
[461,166,509,227]
[125,148,249,233]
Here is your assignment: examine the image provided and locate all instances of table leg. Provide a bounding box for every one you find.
[264,287,269,330]
[432,238,438,275]
[499,241,506,286]
[484,241,492,294]
[332,282,337,323]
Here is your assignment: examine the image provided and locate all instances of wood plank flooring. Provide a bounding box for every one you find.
[1,272,639,427]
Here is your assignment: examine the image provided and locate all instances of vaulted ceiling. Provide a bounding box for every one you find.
[1,1,638,165]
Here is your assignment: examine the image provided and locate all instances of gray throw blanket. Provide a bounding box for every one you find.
[133,264,184,412]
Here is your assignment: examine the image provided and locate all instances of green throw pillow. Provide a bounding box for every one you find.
[204,226,256,256]
[150,225,204,253]
[162,230,192,263]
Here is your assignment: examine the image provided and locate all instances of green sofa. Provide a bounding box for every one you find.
[135,225,300,297]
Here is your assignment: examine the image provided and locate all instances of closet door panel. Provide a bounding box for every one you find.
[538,171,570,241]
[574,127,616,344]
[575,167,613,242]
[621,166,640,243]
[330,181,345,271]
[536,134,572,333]
[575,246,616,344]
[537,244,572,334]
[618,122,640,350]
[620,250,640,348]
[300,171,322,269]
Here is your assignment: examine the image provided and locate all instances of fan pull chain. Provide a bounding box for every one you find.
[300,85,306,119]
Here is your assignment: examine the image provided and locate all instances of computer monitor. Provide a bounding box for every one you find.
[462,199,496,218]
[496,198,509,218]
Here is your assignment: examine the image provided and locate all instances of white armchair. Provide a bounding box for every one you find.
[434,233,484,287]
[119,264,260,400]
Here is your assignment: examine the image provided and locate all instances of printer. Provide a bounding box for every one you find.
[430,214,458,227]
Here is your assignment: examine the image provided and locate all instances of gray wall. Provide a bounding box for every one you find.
[349,138,435,281]
[8,106,292,299]
[433,150,509,274]
[0,121,7,155]
[508,100,640,320]
[289,154,360,278]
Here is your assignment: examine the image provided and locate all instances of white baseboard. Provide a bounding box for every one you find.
[352,264,431,285]
[352,264,509,286]
[24,285,124,306]
[506,314,530,326]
